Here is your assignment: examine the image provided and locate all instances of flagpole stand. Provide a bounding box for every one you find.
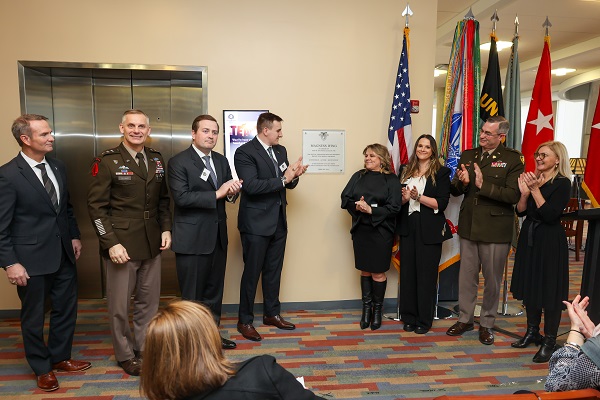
[434,273,455,319]
[384,275,401,321]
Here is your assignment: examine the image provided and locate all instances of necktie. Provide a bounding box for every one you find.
[267,147,280,177]
[481,152,490,162]
[136,152,148,179]
[203,156,218,186]
[36,163,59,212]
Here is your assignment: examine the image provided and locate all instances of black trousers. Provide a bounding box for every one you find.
[175,236,227,325]
[399,212,442,329]
[17,249,78,376]
[238,209,287,324]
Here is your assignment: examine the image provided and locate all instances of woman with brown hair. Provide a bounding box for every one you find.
[341,143,402,330]
[510,140,572,363]
[397,134,452,334]
[140,301,323,400]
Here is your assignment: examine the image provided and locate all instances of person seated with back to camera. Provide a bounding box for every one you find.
[545,295,600,392]
[140,300,325,400]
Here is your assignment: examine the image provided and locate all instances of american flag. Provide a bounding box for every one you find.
[387,28,412,175]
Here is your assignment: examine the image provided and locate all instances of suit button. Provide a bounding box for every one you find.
[56,234,60,237]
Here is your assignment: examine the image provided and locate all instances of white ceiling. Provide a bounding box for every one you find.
[435,0,600,96]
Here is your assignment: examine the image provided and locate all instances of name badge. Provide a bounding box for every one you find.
[371,203,378,207]
[200,169,210,181]
[279,162,288,173]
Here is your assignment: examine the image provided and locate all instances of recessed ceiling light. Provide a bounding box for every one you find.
[480,41,513,52]
[551,68,576,76]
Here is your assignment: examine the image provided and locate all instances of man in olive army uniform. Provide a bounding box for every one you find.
[87,109,171,376]
[445,116,523,346]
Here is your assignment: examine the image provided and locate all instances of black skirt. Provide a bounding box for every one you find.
[352,224,394,273]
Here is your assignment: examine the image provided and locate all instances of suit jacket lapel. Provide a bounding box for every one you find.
[189,146,217,189]
[252,138,277,178]
[118,143,146,181]
[16,154,57,212]
[46,158,66,209]
[145,147,156,184]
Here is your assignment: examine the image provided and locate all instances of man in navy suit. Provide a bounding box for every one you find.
[235,112,308,341]
[0,114,90,392]
[168,114,242,349]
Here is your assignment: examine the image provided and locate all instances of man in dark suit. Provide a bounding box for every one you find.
[88,110,172,376]
[235,112,308,341]
[445,116,523,345]
[168,114,242,350]
[0,114,91,391]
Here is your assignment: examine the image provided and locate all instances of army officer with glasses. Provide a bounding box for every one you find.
[446,116,524,346]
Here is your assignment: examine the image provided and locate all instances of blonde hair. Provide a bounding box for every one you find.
[536,141,572,182]
[140,301,235,400]
[363,143,393,174]
[401,134,442,185]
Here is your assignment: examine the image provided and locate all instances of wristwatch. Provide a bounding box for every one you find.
[416,193,422,202]
[281,176,287,185]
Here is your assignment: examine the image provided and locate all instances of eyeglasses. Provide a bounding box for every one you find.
[479,129,502,137]
[534,152,551,160]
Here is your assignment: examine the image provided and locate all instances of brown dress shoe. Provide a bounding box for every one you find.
[237,323,262,341]
[446,322,474,336]
[263,315,296,330]
[52,359,92,372]
[37,371,59,392]
[118,357,142,376]
[479,327,494,345]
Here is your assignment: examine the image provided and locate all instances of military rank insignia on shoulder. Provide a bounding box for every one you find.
[147,147,161,154]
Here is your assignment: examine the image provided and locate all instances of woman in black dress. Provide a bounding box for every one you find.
[397,134,452,334]
[341,144,402,330]
[510,140,572,363]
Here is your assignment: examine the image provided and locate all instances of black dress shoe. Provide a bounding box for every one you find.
[479,327,494,345]
[118,358,142,376]
[446,322,474,336]
[263,315,296,330]
[414,326,429,334]
[237,323,262,341]
[221,337,237,349]
[403,323,415,332]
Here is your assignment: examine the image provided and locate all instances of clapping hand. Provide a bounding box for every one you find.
[355,196,372,214]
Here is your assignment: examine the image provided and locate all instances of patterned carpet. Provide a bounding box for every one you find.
[0,246,586,399]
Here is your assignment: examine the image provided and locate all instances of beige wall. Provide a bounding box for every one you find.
[0,0,437,310]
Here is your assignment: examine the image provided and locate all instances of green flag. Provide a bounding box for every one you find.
[503,33,521,150]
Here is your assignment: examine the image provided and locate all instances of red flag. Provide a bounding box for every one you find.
[521,37,554,172]
[583,90,600,207]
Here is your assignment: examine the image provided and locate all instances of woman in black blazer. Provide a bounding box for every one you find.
[397,134,452,334]
[140,301,323,400]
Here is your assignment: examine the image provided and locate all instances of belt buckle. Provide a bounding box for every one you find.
[144,211,150,219]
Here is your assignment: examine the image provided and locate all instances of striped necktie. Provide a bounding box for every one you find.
[36,163,59,212]
[203,156,218,186]
[267,147,280,177]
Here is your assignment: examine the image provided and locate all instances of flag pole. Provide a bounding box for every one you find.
[384,2,413,323]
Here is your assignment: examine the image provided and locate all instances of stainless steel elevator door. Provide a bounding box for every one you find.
[19,62,206,298]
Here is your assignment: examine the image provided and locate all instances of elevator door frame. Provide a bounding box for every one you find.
[17,61,207,298]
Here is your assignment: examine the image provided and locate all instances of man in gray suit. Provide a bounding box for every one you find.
[0,114,90,392]
[235,112,308,342]
[168,114,242,349]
